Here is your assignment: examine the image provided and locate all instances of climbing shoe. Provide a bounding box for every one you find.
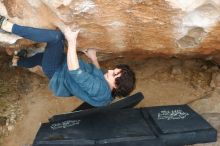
[0,15,6,29]
[15,49,28,59]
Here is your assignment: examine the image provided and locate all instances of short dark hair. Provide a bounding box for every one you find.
[112,64,136,98]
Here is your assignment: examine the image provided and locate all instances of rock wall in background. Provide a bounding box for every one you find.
[0,0,220,61]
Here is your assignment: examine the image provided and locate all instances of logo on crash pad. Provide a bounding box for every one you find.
[158,110,189,120]
[50,120,81,130]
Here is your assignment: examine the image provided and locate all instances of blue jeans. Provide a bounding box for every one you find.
[12,24,65,79]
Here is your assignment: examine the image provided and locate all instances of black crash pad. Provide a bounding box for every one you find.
[33,105,217,146]
[49,92,144,123]
[142,105,217,146]
[33,109,163,146]
[73,92,144,111]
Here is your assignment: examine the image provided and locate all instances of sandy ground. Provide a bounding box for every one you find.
[0,55,219,146]
[3,88,82,146]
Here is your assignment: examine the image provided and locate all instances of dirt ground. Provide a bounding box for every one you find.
[0,53,219,146]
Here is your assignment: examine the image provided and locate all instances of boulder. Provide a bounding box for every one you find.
[0,0,220,61]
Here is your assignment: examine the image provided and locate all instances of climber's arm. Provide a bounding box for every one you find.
[83,48,100,69]
[65,28,80,71]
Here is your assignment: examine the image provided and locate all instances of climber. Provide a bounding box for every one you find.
[0,15,136,107]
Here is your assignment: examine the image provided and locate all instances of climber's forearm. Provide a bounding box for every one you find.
[91,58,100,69]
[67,40,79,71]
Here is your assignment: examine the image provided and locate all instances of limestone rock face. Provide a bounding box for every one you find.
[0,0,220,60]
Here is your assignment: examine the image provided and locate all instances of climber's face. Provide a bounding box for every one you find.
[104,68,121,90]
